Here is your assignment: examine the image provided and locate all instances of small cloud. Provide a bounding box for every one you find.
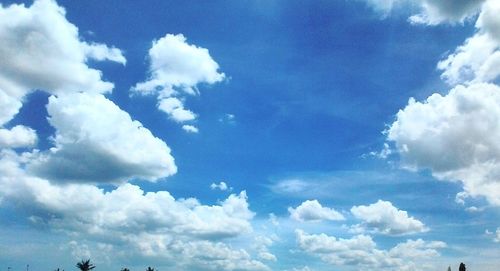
[182,125,199,133]
[288,200,345,222]
[351,200,428,235]
[210,181,232,191]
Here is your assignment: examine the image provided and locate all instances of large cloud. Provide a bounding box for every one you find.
[288,200,345,222]
[0,0,124,98]
[296,230,445,270]
[0,0,125,148]
[350,200,428,235]
[0,150,266,271]
[133,34,225,130]
[387,83,500,206]
[28,93,176,184]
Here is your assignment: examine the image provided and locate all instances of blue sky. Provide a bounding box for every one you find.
[1,0,500,271]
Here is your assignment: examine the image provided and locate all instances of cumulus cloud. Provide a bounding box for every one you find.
[438,0,500,85]
[28,93,176,184]
[0,150,266,270]
[387,83,500,206]
[0,125,37,148]
[296,229,445,270]
[288,200,345,222]
[133,33,225,126]
[350,200,428,235]
[0,0,125,118]
[0,0,125,149]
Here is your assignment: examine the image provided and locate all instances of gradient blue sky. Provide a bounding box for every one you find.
[1,1,499,271]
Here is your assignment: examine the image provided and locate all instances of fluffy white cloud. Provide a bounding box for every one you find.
[0,0,125,119]
[438,0,500,84]
[350,200,428,235]
[296,230,445,270]
[0,150,266,270]
[133,33,225,125]
[0,0,125,148]
[28,93,176,184]
[0,125,37,148]
[158,97,197,123]
[387,83,500,206]
[134,33,225,95]
[496,228,500,243]
[288,200,345,222]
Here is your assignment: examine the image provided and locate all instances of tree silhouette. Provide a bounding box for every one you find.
[447,266,451,271]
[459,263,466,271]
[145,267,155,271]
[54,268,65,271]
[121,268,130,271]
[76,259,96,271]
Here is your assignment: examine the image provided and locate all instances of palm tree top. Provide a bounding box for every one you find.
[76,259,96,271]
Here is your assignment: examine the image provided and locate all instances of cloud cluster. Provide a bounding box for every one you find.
[296,229,445,270]
[288,200,345,222]
[388,83,500,206]
[351,200,428,235]
[0,150,266,270]
[133,33,225,131]
[28,93,177,184]
[0,1,267,270]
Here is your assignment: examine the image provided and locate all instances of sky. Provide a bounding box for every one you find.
[0,0,500,270]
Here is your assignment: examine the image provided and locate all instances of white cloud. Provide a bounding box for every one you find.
[0,125,37,148]
[387,83,500,206]
[0,0,125,146]
[0,0,125,122]
[254,236,277,262]
[28,93,176,184]
[211,181,231,191]
[182,124,199,133]
[0,89,22,126]
[288,200,345,222]
[296,230,445,270]
[350,200,428,235]
[133,33,225,125]
[437,0,500,84]
[158,97,197,123]
[0,150,266,270]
